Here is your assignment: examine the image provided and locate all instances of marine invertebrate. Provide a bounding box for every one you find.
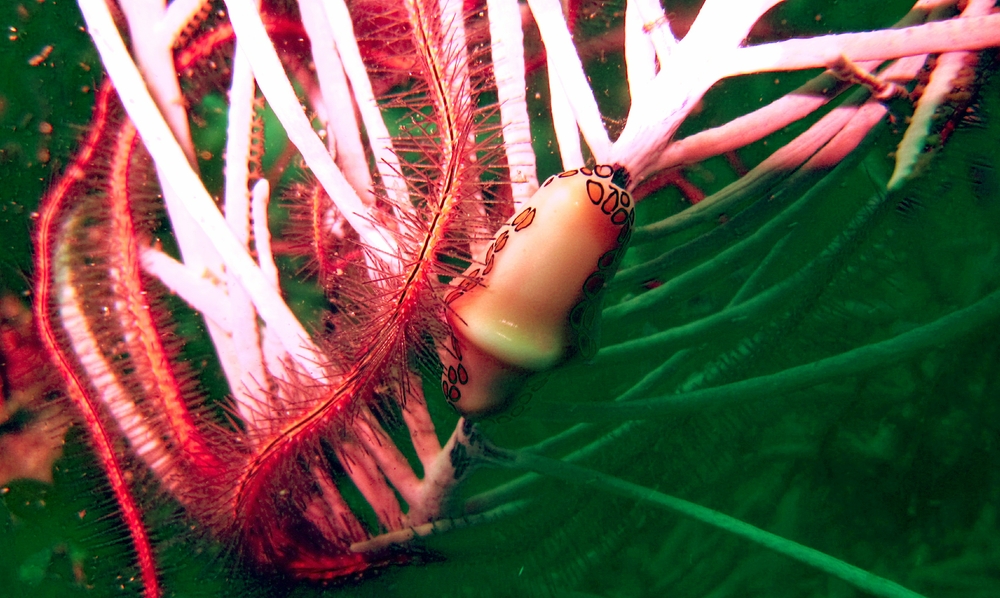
[441,165,634,418]
[4,0,1000,596]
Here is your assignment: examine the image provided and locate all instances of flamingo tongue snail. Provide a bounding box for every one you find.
[440,165,634,418]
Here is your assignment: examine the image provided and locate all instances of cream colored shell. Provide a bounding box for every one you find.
[441,165,633,419]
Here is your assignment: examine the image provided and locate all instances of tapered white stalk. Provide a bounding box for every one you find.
[613,0,783,183]
[119,0,247,395]
[140,247,232,333]
[487,0,538,206]
[526,0,610,162]
[646,68,863,175]
[298,0,375,204]
[77,0,326,379]
[223,0,395,258]
[798,56,928,170]
[641,0,946,178]
[353,409,423,508]
[408,419,480,524]
[119,0,195,163]
[309,465,369,543]
[624,0,657,102]
[251,180,280,291]
[629,0,676,67]
[549,66,584,169]
[335,439,406,530]
[725,15,1000,76]
[224,30,271,432]
[400,378,443,471]
[325,0,408,207]
[683,0,785,53]
[249,177,295,407]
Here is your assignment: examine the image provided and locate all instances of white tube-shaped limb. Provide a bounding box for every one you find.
[223,0,395,258]
[624,0,658,102]
[78,0,327,379]
[298,0,375,204]
[549,67,584,170]
[526,0,610,162]
[487,0,538,207]
[325,0,409,207]
[223,32,271,432]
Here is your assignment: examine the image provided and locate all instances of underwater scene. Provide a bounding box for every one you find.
[1,1,999,597]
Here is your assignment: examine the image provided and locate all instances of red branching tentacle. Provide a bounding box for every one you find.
[33,82,162,598]
[247,95,267,184]
[282,179,356,290]
[228,375,389,572]
[225,0,506,576]
[39,0,505,583]
[105,120,226,481]
[26,13,280,592]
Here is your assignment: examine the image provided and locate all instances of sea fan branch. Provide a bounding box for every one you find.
[491,450,929,598]
[888,0,995,189]
[325,0,409,207]
[487,0,538,206]
[298,0,377,204]
[78,0,327,378]
[537,284,1000,423]
[526,0,610,162]
[223,0,395,257]
[223,28,272,430]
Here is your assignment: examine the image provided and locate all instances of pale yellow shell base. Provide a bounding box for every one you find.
[440,165,633,419]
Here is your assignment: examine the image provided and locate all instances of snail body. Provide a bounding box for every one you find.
[440,165,634,418]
